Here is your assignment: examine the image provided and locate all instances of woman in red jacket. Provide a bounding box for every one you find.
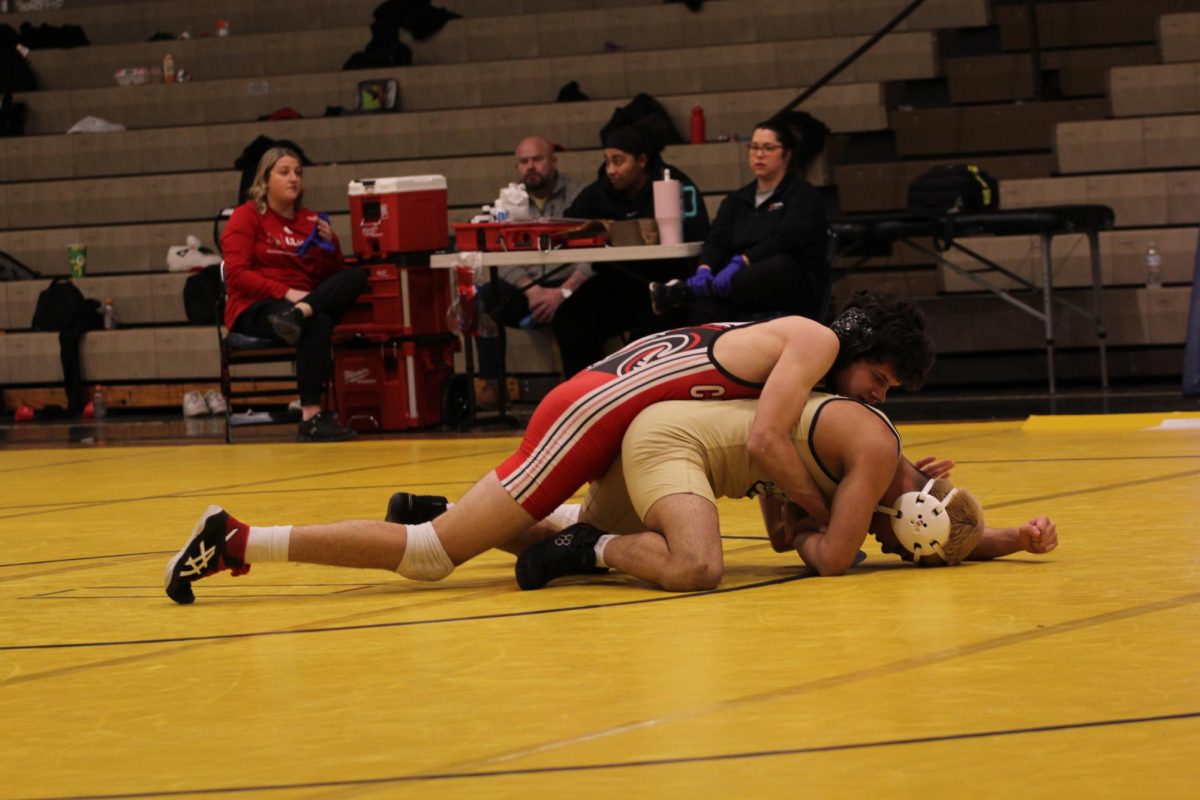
[221,147,367,442]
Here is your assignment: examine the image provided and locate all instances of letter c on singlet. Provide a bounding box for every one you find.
[689,385,727,399]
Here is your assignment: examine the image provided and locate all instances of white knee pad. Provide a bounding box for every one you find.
[396,522,455,581]
[545,503,581,531]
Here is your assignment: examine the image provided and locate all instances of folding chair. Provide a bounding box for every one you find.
[216,261,299,443]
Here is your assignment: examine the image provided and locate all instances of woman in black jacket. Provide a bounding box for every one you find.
[658,118,829,325]
[553,124,711,376]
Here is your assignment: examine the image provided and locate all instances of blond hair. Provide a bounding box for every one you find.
[248,146,304,214]
[915,478,984,567]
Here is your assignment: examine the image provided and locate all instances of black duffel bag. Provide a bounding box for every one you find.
[907,164,999,214]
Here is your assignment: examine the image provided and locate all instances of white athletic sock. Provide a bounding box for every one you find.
[245,525,292,563]
[594,534,618,568]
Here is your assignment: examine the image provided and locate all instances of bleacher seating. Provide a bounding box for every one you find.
[0,0,1195,410]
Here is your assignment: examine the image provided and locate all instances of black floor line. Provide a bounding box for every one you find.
[16,710,1199,800]
[0,572,811,652]
[0,447,513,520]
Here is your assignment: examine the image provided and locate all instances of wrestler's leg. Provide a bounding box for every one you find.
[165,472,537,603]
[289,472,535,568]
[597,493,724,591]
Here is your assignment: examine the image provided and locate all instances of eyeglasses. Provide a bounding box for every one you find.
[747,143,783,154]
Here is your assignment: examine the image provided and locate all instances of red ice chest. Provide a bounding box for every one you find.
[336,263,451,338]
[331,334,459,431]
[348,175,448,258]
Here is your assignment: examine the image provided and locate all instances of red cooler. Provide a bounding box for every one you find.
[348,175,449,258]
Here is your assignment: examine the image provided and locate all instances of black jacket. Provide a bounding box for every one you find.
[565,157,711,243]
[699,171,826,271]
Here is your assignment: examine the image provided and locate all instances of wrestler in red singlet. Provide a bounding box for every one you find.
[495,322,766,518]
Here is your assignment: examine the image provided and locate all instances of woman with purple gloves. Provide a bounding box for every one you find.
[651,119,830,324]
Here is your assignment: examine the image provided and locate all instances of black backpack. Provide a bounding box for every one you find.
[907,164,999,214]
[183,264,222,325]
[31,277,95,331]
[599,93,685,149]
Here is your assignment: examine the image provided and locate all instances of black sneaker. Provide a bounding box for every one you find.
[268,306,304,345]
[515,522,609,590]
[385,491,449,524]
[164,505,250,605]
[648,279,692,315]
[297,411,355,442]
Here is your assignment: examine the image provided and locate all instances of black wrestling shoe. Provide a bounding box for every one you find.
[515,522,609,590]
[297,411,355,442]
[164,505,250,605]
[648,279,692,316]
[385,492,449,524]
[268,306,303,345]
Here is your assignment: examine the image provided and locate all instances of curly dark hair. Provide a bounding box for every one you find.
[831,291,935,390]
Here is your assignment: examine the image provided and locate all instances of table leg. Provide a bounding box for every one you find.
[1040,232,1056,394]
[1087,228,1110,388]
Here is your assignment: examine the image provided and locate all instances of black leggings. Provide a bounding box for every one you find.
[232,267,368,405]
[687,253,829,325]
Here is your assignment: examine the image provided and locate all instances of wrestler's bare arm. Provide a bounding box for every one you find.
[758,496,823,553]
[969,516,1058,559]
[723,319,840,523]
[793,432,898,576]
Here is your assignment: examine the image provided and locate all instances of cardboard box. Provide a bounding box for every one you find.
[348,175,448,258]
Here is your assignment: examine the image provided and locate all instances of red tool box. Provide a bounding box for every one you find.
[335,263,452,340]
[348,175,448,258]
[451,219,606,252]
[330,333,459,432]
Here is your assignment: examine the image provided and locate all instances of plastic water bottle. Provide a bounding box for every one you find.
[103,298,116,329]
[1145,242,1162,289]
[92,386,107,419]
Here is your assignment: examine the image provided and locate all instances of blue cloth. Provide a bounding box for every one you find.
[295,212,336,256]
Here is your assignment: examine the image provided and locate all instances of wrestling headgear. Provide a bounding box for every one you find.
[875,478,958,561]
[830,307,876,354]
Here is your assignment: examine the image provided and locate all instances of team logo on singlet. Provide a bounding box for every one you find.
[588,325,732,377]
[589,331,702,376]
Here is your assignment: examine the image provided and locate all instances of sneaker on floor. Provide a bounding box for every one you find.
[297,410,355,442]
[204,389,227,415]
[385,491,449,524]
[515,522,609,590]
[164,505,251,604]
[649,279,691,316]
[268,306,303,345]
[182,391,208,418]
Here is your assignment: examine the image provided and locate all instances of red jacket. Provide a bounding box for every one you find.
[221,200,344,329]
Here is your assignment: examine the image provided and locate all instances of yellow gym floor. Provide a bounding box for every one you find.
[2,412,1199,799]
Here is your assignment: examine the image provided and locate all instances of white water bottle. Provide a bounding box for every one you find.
[1145,242,1162,289]
[103,297,116,329]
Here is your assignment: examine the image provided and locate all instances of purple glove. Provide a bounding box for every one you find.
[712,255,746,298]
[686,267,714,297]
